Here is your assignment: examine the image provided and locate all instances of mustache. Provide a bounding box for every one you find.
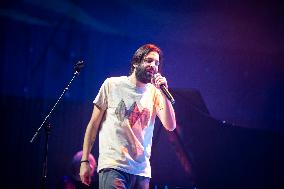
[145,67,157,74]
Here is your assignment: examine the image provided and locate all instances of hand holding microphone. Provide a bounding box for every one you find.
[152,73,175,104]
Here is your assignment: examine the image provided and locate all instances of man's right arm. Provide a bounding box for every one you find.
[79,104,105,186]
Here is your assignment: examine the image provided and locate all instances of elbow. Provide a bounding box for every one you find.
[160,114,176,131]
[166,123,176,131]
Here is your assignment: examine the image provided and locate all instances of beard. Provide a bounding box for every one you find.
[135,64,154,84]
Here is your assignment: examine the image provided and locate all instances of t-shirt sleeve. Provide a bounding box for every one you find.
[93,78,109,110]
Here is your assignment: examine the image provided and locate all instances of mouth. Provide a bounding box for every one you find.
[147,70,154,74]
[146,67,155,75]
[146,71,155,78]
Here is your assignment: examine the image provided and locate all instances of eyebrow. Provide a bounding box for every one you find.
[145,56,159,60]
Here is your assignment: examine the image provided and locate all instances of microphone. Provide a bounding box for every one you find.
[153,74,175,104]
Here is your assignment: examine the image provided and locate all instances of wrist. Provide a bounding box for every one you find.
[80,160,89,164]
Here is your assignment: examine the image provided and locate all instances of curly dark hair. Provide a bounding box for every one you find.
[129,44,163,75]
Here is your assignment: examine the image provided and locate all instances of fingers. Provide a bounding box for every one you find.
[80,174,91,186]
[153,73,168,88]
[80,165,91,186]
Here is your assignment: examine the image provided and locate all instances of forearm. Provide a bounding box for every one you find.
[80,121,99,186]
[159,93,176,131]
[81,105,104,161]
[81,123,98,161]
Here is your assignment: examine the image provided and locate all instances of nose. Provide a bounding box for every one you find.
[150,64,158,74]
[149,62,156,67]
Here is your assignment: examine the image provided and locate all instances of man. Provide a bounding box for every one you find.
[79,44,176,189]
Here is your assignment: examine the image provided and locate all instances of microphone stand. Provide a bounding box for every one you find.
[30,60,84,189]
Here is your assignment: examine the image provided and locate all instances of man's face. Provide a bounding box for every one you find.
[135,51,159,84]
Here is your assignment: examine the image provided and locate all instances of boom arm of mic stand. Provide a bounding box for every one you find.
[30,70,80,143]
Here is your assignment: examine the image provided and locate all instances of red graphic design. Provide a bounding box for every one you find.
[128,103,141,127]
[115,100,150,129]
[139,109,150,129]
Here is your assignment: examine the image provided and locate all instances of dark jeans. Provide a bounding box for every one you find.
[99,168,150,189]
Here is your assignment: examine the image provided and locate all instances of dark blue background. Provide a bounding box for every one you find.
[2,0,284,130]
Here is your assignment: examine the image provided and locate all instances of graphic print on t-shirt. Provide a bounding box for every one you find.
[115,100,150,129]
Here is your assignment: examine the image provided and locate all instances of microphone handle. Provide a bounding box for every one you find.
[160,84,175,104]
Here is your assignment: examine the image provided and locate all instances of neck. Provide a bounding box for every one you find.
[128,72,146,87]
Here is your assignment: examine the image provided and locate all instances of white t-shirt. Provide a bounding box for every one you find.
[93,76,163,177]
